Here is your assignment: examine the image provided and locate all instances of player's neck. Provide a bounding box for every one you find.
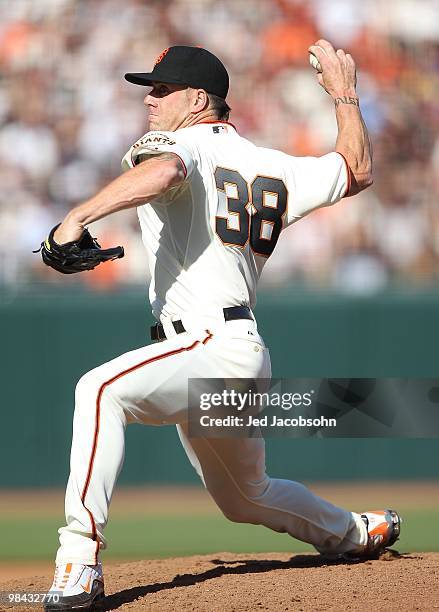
[178,109,222,130]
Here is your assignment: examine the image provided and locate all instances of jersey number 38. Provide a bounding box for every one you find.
[214,167,287,257]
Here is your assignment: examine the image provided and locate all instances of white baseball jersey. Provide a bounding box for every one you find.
[121,122,349,322]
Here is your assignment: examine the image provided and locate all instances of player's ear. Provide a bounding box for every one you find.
[190,88,209,113]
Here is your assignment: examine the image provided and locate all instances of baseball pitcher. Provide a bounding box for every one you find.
[39,43,400,611]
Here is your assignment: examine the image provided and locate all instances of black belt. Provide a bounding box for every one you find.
[150,306,253,342]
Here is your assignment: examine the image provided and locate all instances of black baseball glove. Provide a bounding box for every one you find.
[35,223,124,274]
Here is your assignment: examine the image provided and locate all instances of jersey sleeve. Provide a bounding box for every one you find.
[282,152,349,226]
[121,130,196,179]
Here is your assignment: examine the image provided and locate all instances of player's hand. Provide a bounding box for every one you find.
[53,215,85,244]
[308,39,357,99]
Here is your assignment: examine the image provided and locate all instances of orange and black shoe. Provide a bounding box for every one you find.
[44,562,104,611]
[348,509,401,559]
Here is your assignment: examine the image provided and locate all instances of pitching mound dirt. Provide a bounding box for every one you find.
[2,551,438,611]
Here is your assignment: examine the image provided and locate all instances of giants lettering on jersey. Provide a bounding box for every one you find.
[121,131,195,174]
[132,133,177,150]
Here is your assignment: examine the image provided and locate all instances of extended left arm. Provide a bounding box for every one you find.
[54,154,185,243]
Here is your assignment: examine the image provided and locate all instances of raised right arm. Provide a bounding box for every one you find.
[308,39,373,196]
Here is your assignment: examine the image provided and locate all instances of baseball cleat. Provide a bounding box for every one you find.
[348,509,401,559]
[44,562,104,611]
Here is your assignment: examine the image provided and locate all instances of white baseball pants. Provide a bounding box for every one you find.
[56,318,367,565]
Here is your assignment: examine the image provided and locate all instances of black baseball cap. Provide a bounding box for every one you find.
[125,45,229,99]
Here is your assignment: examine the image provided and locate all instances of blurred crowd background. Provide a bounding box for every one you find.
[1,0,438,293]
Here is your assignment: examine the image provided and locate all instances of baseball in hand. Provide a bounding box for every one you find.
[309,46,326,72]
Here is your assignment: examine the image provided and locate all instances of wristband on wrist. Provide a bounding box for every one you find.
[334,96,359,108]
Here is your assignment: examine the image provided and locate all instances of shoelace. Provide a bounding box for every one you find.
[52,564,84,590]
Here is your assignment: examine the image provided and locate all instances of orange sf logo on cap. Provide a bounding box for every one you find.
[155,48,170,66]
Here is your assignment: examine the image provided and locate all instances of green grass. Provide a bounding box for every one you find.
[0,509,437,562]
